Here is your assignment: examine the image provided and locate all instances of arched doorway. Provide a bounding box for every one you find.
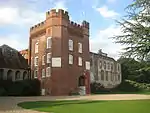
[15,71,21,80]
[78,75,86,95]
[78,75,86,86]
[23,71,28,80]
[0,69,4,80]
[7,70,13,81]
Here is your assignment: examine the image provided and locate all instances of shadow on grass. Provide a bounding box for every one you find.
[18,100,106,109]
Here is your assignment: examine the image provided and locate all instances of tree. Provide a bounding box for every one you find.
[118,57,150,83]
[113,0,150,60]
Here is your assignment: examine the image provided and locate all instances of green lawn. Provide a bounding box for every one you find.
[18,100,150,113]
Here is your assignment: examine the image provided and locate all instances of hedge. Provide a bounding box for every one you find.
[0,79,41,96]
[90,80,150,94]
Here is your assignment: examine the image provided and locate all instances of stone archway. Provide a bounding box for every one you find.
[15,71,21,80]
[7,70,13,81]
[23,71,28,80]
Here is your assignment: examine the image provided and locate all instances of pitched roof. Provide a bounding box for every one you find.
[0,45,29,69]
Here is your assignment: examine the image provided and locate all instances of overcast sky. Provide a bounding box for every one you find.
[0,0,132,60]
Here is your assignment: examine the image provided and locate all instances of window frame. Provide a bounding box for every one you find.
[34,56,38,66]
[34,70,38,78]
[42,55,45,65]
[47,37,52,49]
[47,53,51,63]
[69,54,73,64]
[35,41,39,53]
[78,57,82,66]
[68,39,73,51]
[78,42,82,53]
[46,67,51,77]
[42,69,45,78]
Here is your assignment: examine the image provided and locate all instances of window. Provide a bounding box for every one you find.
[78,57,82,66]
[34,70,38,78]
[104,61,106,69]
[78,43,82,53]
[111,63,113,71]
[69,39,73,51]
[101,70,104,80]
[42,69,45,78]
[108,63,110,70]
[47,37,52,48]
[42,55,45,65]
[46,67,51,77]
[47,53,51,63]
[106,71,108,81]
[99,60,102,69]
[34,56,38,66]
[35,42,39,53]
[69,54,73,64]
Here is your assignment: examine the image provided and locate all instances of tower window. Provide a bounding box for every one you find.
[35,41,39,53]
[47,53,51,63]
[78,42,82,53]
[78,57,82,66]
[47,37,52,48]
[69,39,73,51]
[69,54,73,64]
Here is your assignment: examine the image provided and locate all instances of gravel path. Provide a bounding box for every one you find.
[0,94,150,113]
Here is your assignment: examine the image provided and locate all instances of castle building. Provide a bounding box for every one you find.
[29,9,91,96]
[90,50,122,89]
[0,45,29,81]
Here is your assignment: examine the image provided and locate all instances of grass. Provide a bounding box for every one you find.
[18,100,150,113]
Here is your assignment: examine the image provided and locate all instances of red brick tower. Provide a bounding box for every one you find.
[29,9,90,96]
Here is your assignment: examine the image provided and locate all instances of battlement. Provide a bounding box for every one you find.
[69,21,82,28]
[30,21,46,32]
[46,9,69,19]
[69,20,89,29]
[82,20,89,29]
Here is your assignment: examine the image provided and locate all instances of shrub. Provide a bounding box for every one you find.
[0,79,41,96]
[90,80,150,94]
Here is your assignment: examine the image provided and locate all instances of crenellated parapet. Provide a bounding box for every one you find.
[30,21,46,32]
[82,20,89,29]
[46,9,69,20]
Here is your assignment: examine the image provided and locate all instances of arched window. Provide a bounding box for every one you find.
[23,71,28,80]
[15,71,21,80]
[47,37,52,48]
[7,70,13,81]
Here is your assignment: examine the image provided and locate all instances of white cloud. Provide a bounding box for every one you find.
[0,34,28,51]
[90,25,124,60]
[96,5,119,18]
[0,7,45,26]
